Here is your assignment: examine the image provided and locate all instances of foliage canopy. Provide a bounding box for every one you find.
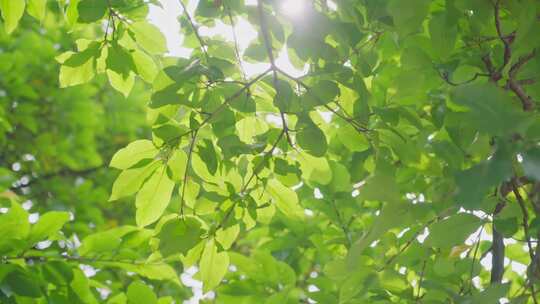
[1,0,540,303]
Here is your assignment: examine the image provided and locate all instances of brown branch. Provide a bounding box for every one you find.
[512,181,535,261]
[507,50,537,111]
[468,225,484,294]
[490,226,505,283]
[512,180,538,304]
[481,54,502,82]
[438,70,490,86]
[517,79,536,86]
[494,0,512,71]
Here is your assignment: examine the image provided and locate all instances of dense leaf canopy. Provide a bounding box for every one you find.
[1,0,540,303]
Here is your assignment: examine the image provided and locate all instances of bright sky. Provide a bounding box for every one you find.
[147,0,308,79]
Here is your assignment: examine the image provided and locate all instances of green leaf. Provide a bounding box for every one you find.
[199,239,229,293]
[304,80,340,107]
[153,124,187,142]
[465,283,510,303]
[5,270,42,298]
[167,150,188,182]
[337,124,369,152]
[329,161,351,193]
[455,145,513,209]
[296,118,328,158]
[79,227,136,255]
[127,281,158,304]
[429,11,458,59]
[266,179,304,218]
[77,0,107,23]
[149,85,182,108]
[426,213,482,249]
[57,44,100,87]
[0,0,25,34]
[132,49,158,83]
[0,202,30,240]
[70,269,98,303]
[41,261,74,286]
[358,170,401,204]
[216,224,240,250]
[107,70,135,97]
[236,116,269,143]
[29,211,70,244]
[451,83,531,136]
[110,162,160,201]
[298,152,332,185]
[347,203,409,267]
[199,139,218,175]
[102,261,180,283]
[387,0,430,34]
[273,79,294,112]
[244,43,267,62]
[522,148,540,181]
[135,165,176,227]
[27,0,47,21]
[156,216,205,256]
[62,42,101,67]
[130,22,167,54]
[110,140,158,170]
[106,43,137,78]
[494,217,518,238]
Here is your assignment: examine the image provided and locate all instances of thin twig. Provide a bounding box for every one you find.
[162,68,271,147]
[416,260,427,302]
[256,0,295,148]
[468,225,484,294]
[507,50,536,111]
[494,0,511,71]
[276,66,369,133]
[180,129,199,216]
[178,0,209,60]
[329,199,352,247]
[438,70,490,86]
[2,254,167,266]
[226,6,247,81]
[379,216,440,271]
[10,166,104,191]
[215,129,285,231]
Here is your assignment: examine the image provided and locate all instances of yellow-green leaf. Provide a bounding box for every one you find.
[0,0,25,34]
[135,166,175,227]
[199,239,229,293]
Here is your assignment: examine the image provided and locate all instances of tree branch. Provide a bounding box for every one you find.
[163,68,271,146]
[178,0,209,60]
[276,66,370,133]
[179,129,198,216]
[215,129,285,231]
[256,0,295,148]
[494,0,512,72]
[507,50,536,111]
[10,166,105,191]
